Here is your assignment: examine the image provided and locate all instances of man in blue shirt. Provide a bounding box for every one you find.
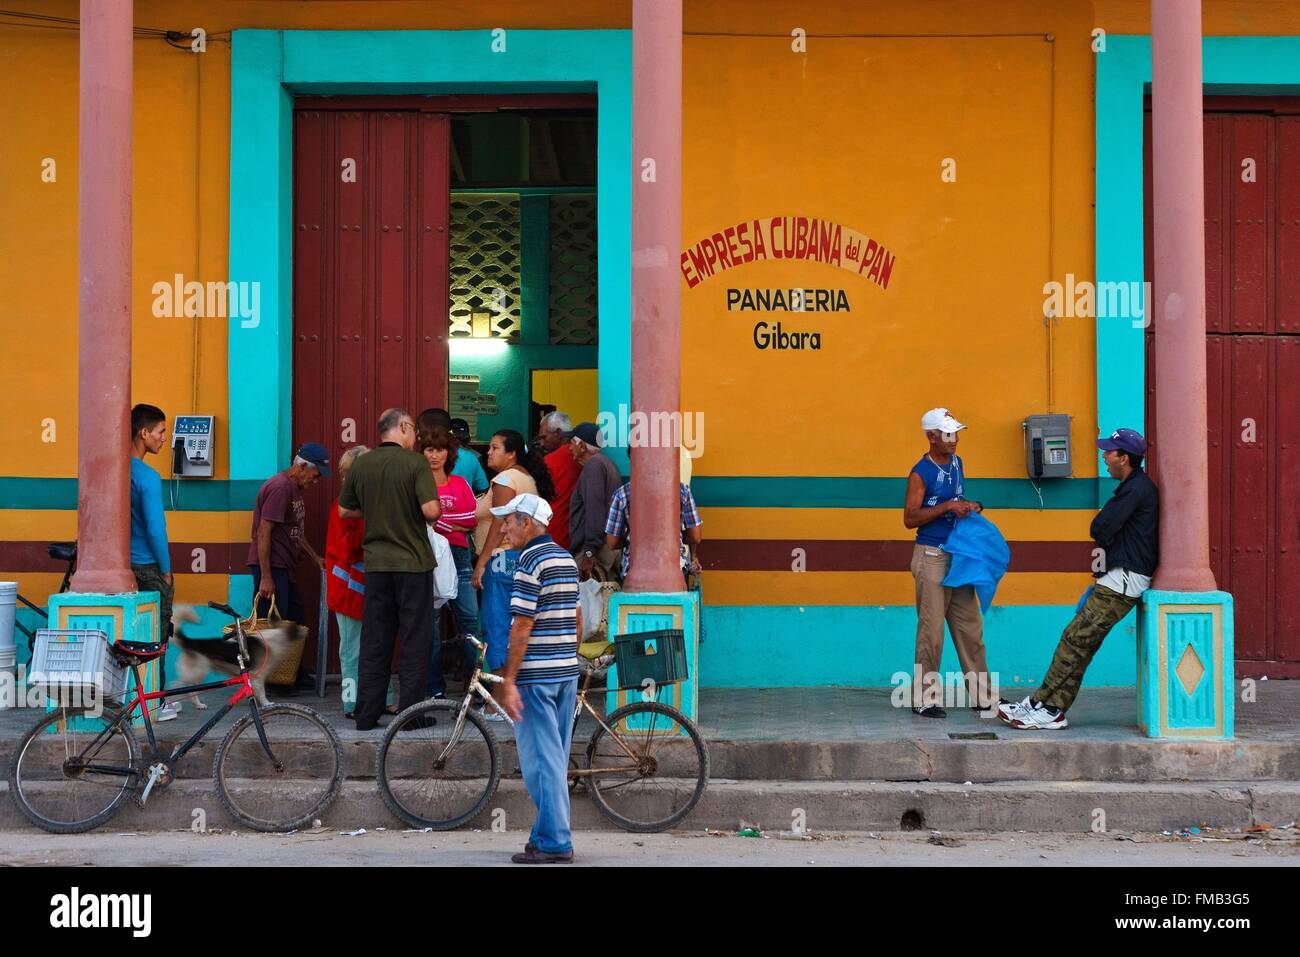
[493,493,581,864]
[902,408,995,718]
[130,404,178,719]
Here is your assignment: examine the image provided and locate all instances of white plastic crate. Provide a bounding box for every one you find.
[29,629,128,703]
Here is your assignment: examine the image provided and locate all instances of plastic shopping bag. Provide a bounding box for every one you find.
[578,578,604,640]
[428,527,459,609]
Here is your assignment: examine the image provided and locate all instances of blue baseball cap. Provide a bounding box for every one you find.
[562,422,603,447]
[295,442,332,476]
[1096,428,1146,457]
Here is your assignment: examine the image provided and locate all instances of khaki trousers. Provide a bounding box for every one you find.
[910,544,994,708]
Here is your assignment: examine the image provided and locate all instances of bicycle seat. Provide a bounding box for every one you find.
[48,541,77,563]
[113,641,166,661]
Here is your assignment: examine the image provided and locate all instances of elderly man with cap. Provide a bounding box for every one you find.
[247,442,331,628]
[902,408,994,717]
[1000,427,1158,730]
[565,422,622,581]
[492,493,582,864]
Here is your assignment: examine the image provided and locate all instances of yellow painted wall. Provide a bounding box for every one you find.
[532,368,600,425]
[3,0,1299,609]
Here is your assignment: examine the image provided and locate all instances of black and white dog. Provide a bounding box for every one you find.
[171,605,305,707]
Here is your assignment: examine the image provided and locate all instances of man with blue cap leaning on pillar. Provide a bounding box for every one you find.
[1000,427,1159,730]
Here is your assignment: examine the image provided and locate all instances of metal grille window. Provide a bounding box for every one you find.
[448,194,521,340]
[549,194,598,345]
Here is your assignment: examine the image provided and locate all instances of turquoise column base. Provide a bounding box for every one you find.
[1136,589,1234,739]
[47,592,164,726]
[605,591,700,725]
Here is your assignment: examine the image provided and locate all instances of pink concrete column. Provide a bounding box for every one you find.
[623,0,685,594]
[70,0,136,595]
[1149,0,1217,592]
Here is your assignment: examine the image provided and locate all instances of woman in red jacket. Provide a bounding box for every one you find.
[326,445,394,716]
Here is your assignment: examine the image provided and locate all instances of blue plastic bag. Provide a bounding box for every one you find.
[941,512,1010,613]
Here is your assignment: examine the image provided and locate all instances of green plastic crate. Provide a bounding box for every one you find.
[612,629,688,692]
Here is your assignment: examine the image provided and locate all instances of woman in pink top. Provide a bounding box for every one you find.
[419,426,480,694]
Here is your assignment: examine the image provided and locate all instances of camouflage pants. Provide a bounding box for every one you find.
[131,563,173,644]
[1034,583,1138,712]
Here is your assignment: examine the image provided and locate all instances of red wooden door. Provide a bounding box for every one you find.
[1144,103,1300,676]
[291,108,450,679]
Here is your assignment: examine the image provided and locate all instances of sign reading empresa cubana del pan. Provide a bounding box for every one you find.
[680,215,896,350]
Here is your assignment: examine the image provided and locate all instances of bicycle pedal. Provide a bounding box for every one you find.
[139,762,168,806]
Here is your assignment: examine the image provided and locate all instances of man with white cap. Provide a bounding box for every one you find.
[491,493,582,863]
[902,408,995,717]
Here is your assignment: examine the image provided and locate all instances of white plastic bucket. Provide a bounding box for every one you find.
[0,582,17,709]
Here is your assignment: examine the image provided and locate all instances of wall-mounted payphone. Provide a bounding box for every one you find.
[1023,414,1072,479]
[172,415,215,477]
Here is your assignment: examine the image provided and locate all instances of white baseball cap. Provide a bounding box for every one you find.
[921,408,966,434]
[490,492,553,527]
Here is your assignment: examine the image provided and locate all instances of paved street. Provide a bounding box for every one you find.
[2,827,1296,867]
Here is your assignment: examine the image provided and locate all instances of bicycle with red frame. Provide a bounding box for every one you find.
[8,600,343,834]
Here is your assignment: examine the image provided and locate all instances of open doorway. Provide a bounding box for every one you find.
[445,104,599,456]
[289,95,598,685]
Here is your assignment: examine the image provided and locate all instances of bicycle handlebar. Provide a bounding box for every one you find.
[207,600,240,620]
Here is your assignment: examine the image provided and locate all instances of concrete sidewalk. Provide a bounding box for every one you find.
[2,682,1296,784]
[2,682,1296,834]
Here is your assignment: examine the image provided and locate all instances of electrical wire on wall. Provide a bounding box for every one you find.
[0,8,232,45]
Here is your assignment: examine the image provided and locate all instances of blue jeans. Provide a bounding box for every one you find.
[428,545,480,696]
[480,549,519,672]
[514,678,578,854]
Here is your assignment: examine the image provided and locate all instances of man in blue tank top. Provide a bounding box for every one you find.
[902,408,996,717]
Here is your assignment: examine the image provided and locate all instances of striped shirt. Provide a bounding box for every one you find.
[604,482,702,580]
[509,534,580,685]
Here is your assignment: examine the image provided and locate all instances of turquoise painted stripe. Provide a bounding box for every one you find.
[0,476,1110,511]
[692,476,1113,510]
[0,478,264,511]
[699,604,1137,688]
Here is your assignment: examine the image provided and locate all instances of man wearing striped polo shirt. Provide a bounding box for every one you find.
[493,493,582,864]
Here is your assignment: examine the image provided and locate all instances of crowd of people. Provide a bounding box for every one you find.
[318,405,702,862]
[125,396,1158,856]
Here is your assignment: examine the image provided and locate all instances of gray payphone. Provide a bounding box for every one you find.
[1022,414,1072,479]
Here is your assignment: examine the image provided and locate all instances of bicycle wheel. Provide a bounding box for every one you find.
[8,706,138,834]
[585,699,709,833]
[376,699,500,830]
[213,703,343,832]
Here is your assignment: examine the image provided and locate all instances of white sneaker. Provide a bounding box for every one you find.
[996,696,1033,722]
[1006,701,1068,730]
[157,701,182,722]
